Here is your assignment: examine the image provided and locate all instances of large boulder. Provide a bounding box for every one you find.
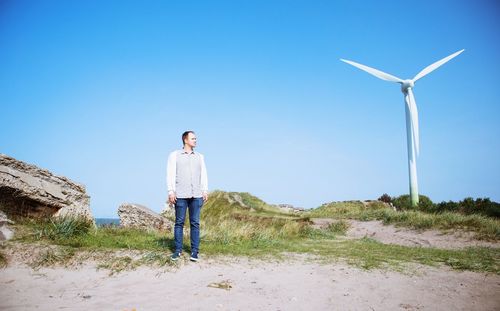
[0,154,93,222]
[118,203,172,231]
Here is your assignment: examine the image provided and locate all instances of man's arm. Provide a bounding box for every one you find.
[200,154,208,201]
[167,151,177,203]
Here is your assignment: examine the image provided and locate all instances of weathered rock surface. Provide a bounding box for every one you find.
[0,210,15,241]
[0,154,93,222]
[161,201,175,218]
[118,203,172,231]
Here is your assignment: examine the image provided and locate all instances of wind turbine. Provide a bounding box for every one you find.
[341,49,464,207]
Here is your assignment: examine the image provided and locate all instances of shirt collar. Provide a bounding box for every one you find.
[180,149,195,154]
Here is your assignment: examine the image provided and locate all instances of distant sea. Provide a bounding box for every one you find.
[95,218,120,227]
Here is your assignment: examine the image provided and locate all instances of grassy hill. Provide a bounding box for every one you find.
[201,190,288,218]
[195,190,312,246]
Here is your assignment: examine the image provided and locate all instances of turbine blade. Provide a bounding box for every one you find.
[340,59,403,83]
[413,49,465,82]
[407,89,420,156]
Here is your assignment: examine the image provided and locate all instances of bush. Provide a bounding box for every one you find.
[389,194,500,219]
[458,198,500,218]
[481,199,500,218]
[438,197,500,218]
[326,220,350,235]
[378,193,392,204]
[435,200,459,213]
[391,194,434,211]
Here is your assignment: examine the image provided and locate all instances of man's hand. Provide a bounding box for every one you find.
[203,192,208,203]
[168,193,177,205]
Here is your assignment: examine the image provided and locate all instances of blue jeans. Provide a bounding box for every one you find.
[174,197,203,254]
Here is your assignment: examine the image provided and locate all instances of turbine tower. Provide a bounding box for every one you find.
[341,50,464,207]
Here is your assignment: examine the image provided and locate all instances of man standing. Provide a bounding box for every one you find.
[167,130,208,262]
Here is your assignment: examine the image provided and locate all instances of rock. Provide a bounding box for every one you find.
[118,203,172,231]
[0,154,93,222]
[0,210,15,241]
[160,201,175,218]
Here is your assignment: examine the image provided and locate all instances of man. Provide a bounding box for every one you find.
[166,130,208,262]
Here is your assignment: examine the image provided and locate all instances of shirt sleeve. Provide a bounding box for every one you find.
[200,154,208,194]
[166,151,176,194]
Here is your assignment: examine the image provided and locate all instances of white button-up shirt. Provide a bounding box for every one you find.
[167,149,208,198]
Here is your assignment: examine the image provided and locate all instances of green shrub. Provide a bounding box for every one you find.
[389,194,499,218]
[391,194,434,211]
[378,193,392,204]
[434,200,459,213]
[434,198,499,218]
[461,198,499,218]
[326,220,350,235]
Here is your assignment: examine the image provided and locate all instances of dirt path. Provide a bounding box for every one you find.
[311,218,499,249]
[1,257,499,311]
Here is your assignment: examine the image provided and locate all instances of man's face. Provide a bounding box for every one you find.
[185,133,197,148]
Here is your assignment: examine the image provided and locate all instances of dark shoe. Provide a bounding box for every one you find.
[170,252,181,261]
[190,253,199,262]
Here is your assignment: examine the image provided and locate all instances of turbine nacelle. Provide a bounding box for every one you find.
[400,79,415,93]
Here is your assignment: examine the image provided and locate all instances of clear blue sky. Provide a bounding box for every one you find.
[1,0,499,217]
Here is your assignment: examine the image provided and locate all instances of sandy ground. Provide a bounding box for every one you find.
[1,256,499,311]
[347,220,499,249]
[1,221,498,310]
[311,218,499,249]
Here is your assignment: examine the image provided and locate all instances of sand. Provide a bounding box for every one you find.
[311,218,499,249]
[1,220,499,310]
[1,256,499,311]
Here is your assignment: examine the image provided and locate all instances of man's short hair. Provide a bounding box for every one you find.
[182,131,195,145]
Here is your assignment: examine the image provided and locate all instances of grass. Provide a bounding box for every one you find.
[30,246,76,269]
[10,221,500,274]
[96,250,178,275]
[32,216,94,240]
[326,219,351,235]
[198,190,312,244]
[286,238,499,273]
[4,191,500,274]
[96,255,138,275]
[0,250,6,268]
[308,201,500,240]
